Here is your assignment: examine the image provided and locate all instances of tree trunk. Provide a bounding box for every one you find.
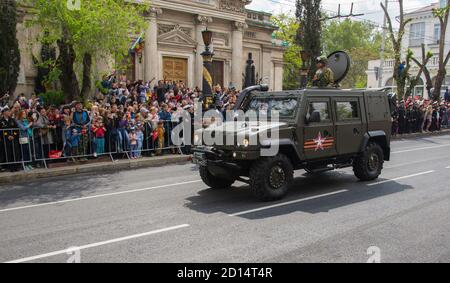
[381,0,411,100]
[432,1,449,100]
[80,52,92,101]
[57,27,80,103]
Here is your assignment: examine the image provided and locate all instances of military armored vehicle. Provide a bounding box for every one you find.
[192,51,394,201]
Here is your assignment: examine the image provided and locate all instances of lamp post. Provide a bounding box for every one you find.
[244,53,256,88]
[201,28,214,110]
[300,50,311,89]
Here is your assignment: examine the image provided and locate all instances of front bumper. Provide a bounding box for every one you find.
[192,146,259,178]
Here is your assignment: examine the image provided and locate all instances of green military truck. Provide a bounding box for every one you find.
[193,52,394,201]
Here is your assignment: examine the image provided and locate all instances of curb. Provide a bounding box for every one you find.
[0,155,191,185]
[391,129,450,140]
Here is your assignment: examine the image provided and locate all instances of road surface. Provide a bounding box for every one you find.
[1,135,450,263]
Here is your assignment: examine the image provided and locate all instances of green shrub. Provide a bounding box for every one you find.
[39,91,66,106]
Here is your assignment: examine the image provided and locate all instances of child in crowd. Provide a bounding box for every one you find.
[92,117,107,157]
[129,126,138,159]
[136,122,144,158]
[156,121,165,156]
[62,117,80,163]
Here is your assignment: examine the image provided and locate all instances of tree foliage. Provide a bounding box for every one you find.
[0,0,21,96]
[26,0,148,102]
[381,0,412,99]
[322,19,392,88]
[272,13,302,90]
[296,0,322,81]
[431,0,450,100]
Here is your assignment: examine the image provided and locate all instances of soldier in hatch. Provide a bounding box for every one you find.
[312,56,334,88]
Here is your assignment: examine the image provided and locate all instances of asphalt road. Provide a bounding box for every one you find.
[1,135,450,263]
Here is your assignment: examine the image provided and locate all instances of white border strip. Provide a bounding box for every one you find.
[5,224,190,263]
[368,171,435,187]
[0,180,202,213]
[392,144,450,154]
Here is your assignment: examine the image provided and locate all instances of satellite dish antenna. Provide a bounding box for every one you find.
[327,51,351,85]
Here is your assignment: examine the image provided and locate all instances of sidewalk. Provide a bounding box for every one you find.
[1,130,449,184]
[0,154,191,184]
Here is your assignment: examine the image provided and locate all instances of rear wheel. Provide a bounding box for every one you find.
[249,154,294,202]
[199,166,235,189]
[353,142,384,181]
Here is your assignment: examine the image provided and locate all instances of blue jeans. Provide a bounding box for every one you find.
[118,128,129,152]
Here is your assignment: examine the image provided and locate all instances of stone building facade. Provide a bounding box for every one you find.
[14,0,285,95]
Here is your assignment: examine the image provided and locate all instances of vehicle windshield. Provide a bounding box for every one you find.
[246,97,298,119]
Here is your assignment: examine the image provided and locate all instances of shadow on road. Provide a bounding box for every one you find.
[185,171,413,219]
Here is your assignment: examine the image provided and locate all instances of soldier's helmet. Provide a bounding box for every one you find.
[316,55,328,64]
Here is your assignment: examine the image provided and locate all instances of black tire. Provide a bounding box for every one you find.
[199,166,235,189]
[249,154,294,202]
[353,142,384,181]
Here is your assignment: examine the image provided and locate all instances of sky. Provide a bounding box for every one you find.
[247,0,437,27]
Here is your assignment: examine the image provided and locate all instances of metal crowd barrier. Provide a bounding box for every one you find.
[0,128,33,170]
[0,121,188,171]
[31,126,119,168]
[115,120,186,159]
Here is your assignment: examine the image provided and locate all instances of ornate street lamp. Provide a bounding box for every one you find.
[300,50,311,89]
[201,28,215,110]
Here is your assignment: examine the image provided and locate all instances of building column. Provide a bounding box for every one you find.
[232,21,247,91]
[144,7,162,85]
[273,61,284,91]
[195,15,213,89]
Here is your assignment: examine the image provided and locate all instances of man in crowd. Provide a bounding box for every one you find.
[0,107,21,172]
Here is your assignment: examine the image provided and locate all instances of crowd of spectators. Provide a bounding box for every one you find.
[391,91,450,135]
[0,73,241,172]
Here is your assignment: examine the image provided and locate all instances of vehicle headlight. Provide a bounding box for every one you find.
[243,139,250,147]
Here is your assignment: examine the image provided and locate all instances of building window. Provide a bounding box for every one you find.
[434,24,441,44]
[409,22,425,46]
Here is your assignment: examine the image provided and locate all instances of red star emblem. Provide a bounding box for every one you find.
[313,132,326,151]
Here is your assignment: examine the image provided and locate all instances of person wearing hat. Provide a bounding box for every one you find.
[312,56,334,88]
[71,101,91,161]
[0,106,21,172]
[444,87,450,103]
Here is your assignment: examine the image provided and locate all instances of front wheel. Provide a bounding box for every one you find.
[199,166,235,189]
[353,143,384,181]
[249,155,294,202]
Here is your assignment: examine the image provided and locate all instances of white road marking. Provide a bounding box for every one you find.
[0,180,202,213]
[229,190,347,217]
[4,224,190,263]
[446,166,450,169]
[392,144,450,154]
[368,171,435,187]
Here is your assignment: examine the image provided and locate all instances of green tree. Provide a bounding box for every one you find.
[27,0,148,102]
[0,0,21,96]
[296,0,322,82]
[381,0,412,99]
[322,19,391,88]
[272,13,302,90]
[431,0,450,100]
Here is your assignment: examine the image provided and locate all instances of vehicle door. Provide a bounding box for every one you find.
[333,97,365,155]
[303,97,337,159]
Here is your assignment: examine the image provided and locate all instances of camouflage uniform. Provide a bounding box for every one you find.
[313,67,334,88]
